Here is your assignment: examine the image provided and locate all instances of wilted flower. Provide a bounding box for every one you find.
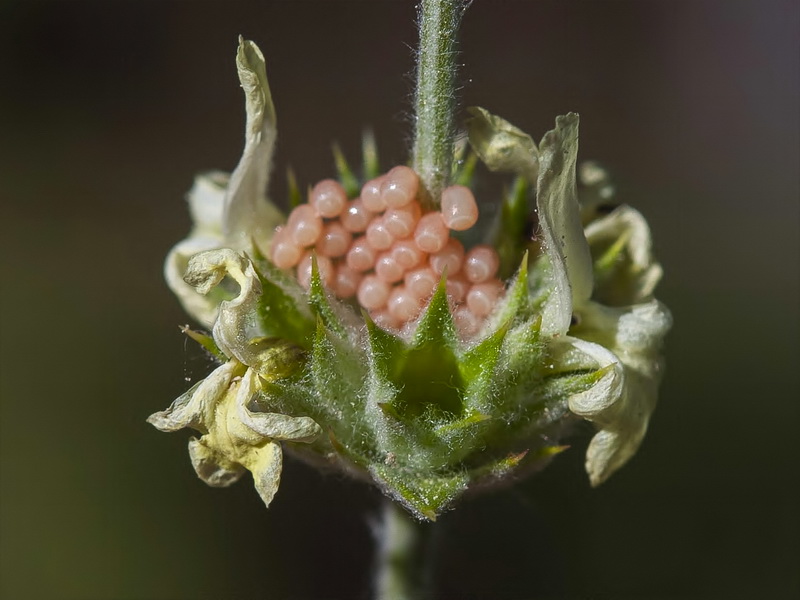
[150,38,671,520]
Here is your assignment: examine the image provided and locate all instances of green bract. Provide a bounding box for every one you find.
[151,39,671,520]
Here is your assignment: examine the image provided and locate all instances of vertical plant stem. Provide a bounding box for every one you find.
[412,0,468,205]
[375,499,433,600]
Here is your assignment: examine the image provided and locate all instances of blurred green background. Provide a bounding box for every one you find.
[1,1,797,599]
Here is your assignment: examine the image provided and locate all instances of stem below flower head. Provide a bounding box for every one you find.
[412,0,469,206]
[374,499,434,600]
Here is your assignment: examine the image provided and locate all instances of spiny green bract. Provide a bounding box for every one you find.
[214,244,602,520]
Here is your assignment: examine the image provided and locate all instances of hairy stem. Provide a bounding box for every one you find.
[412,0,469,205]
[374,500,433,600]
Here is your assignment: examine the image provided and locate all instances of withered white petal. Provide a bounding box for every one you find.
[536,114,594,335]
[585,205,663,305]
[222,38,283,251]
[550,336,625,418]
[466,107,539,180]
[164,173,229,327]
[188,437,246,487]
[235,369,321,443]
[570,299,671,484]
[147,360,239,433]
[247,441,283,507]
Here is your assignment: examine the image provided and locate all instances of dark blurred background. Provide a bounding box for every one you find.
[1,1,797,599]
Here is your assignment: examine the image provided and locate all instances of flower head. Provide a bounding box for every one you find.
[151,38,671,520]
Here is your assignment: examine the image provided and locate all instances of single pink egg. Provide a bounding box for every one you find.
[287,204,323,247]
[466,280,504,317]
[404,267,438,300]
[310,179,347,218]
[316,221,353,258]
[413,212,449,253]
[454,306,480,338]
[387,286,422,322]
[381,165,419,208]
[463,245,500,283]
[445,274,469,305]
[375,252,405,283]
[333,264,363,299]
[345,237,376,272]
[361,176,387,213]
[441,185,479,231]
[357,275,391,310]
[370,308,400,332]
[269,227,303,269]
[429,237,465,276]
[384,200,421,239]
[391,239,424,270]
[341,198,373,233]
[366,217,395,251]
[296,252,333,290]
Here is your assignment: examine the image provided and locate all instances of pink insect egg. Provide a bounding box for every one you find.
[357,275,391,310]
[384,200,421,239]
[287,204,323,247]
[370,308,400,332]
[387,286,422,322]
[296,252,333,290]
[341,198,373,233]
[345,237,377,272]
[381,165,419,208]
[365,217,395,251]
[429,237,465,276]
[375,252,405,283]
[441,185,479,231]
[391,239,424,270]
[466,280,503,317]
[269,227,303,269]
[310,179,347,218]
[444,274,469,305]
[316,221,353,258]
[404,267,438,300]
[333,264,362,299]
[463,245,500,283]
[453,306,480,338]
[413,212,449,253]
[361,176,387,213]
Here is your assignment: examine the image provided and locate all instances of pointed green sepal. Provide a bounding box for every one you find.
[453,152,479,188]
[434,410,490,436]
[364,310,408,381]
[250,259,315,349]
[494,176,531,279]
[180,325,226,361]
[332,143,360,198]
[361,129,380,180]
[308,255,347,338]
[412,276,458,349]
[371,464,469,521]
[489,252,530,329]
[459,320,509,410]
[286,167,302,208]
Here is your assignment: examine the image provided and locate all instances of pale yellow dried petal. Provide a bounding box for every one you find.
[244,441,283,507]
[584,205,663,305]
[466,106,538,179]
[188,437,246,487]
[147,359,240,433]
[222,38,283,250]
[164,173,229,327]
[570,299,671,485]
[536,114,594,335]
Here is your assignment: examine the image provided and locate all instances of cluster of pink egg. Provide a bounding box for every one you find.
[269,165,504,336]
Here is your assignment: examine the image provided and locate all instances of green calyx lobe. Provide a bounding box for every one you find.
[216,247,602,520]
